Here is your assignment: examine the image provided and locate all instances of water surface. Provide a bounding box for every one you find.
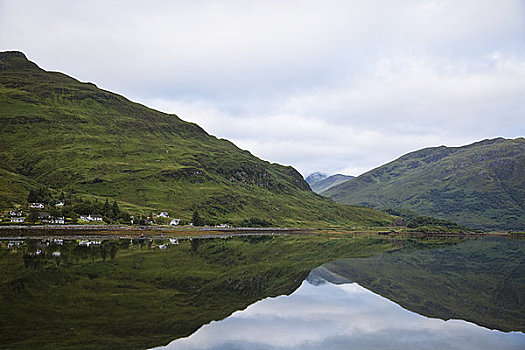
[1,235,523,349]
[153,276,524,350]
[153,236,525,349]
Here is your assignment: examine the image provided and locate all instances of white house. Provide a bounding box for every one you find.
[90,215,103,222]
[79,240,101,247]
[169,238,179,245]
[158,212,169,218]
[51,217,65,224]
[10,210,22,216]
[11,216,25,223]
[55,202,64,207]
[170,218,180,226]
[8,240,23,248]
[80,215,103,222]
[30,203,44,209]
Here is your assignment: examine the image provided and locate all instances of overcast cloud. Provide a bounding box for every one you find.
[153,280,525,349]
[1,0,524,176]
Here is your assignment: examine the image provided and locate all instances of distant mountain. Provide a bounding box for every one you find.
[323,138,525,231]
[305,172,327,185]
[307,173,354,194]
[0,51,393,228]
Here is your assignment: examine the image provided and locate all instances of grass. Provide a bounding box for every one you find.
[0,51,394,229]
[323,138,525,231]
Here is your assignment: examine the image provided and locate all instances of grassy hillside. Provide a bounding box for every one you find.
[0,51,393,228]
[323,138,525,231]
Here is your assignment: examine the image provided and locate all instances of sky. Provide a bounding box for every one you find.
[1,0,524,176]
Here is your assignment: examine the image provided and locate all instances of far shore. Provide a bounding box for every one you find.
[0,225,518,240]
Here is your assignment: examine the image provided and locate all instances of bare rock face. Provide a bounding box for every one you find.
[0,51,40,71]
[0,51,27,60]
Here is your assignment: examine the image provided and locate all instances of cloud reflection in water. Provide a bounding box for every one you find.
[152,279,525,350]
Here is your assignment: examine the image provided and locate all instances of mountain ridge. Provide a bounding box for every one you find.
[323,138,525,230]
[0,51,393,228]
[306,173,354,194]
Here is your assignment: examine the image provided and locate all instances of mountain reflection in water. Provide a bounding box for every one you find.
[152,274,525,350]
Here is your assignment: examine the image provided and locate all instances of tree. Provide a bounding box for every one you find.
[27,208,39,223]
[111,200,120,218]
[27,189,37,203]
[102,199,111,217]
[192,210,205,226]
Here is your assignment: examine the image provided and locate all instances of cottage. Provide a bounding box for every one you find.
[7,240,24,248]
[10,210,23,216]
[51,217,65,224]
[80,215,103,222]
[170,219,180,226]
[55,202,64,207]
[11,216,25,223]
[169,238,179,245]
[30,203,45,209]
[38,212,50,220]
[159,212,169,218]
[90,215,103,222]
[79,240,101,247]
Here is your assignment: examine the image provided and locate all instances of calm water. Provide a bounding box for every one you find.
[152,236,525,350]
[1,235,524,349]
[152,271,525,350]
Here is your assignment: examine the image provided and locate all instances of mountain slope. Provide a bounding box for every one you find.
[305,172,327,186]
[0,51,393,228]
[323,138,525,230]
[308,173,354,194]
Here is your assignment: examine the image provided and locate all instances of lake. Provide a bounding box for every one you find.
[153,276,524,350]
[1,234,523,349]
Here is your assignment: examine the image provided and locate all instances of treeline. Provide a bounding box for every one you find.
[385,208,469,232]
[192,210,273,228]
[25,187,131,224]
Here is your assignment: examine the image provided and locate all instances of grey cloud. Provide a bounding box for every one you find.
[1,0,524,176]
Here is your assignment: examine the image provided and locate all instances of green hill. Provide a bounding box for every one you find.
[323,138,525,231]
[0,51,393,228]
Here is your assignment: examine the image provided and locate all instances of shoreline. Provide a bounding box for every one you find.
[0,225,517,240]
[0,225,317,240]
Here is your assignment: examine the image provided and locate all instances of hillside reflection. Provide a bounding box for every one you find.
[153,276,524,350]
